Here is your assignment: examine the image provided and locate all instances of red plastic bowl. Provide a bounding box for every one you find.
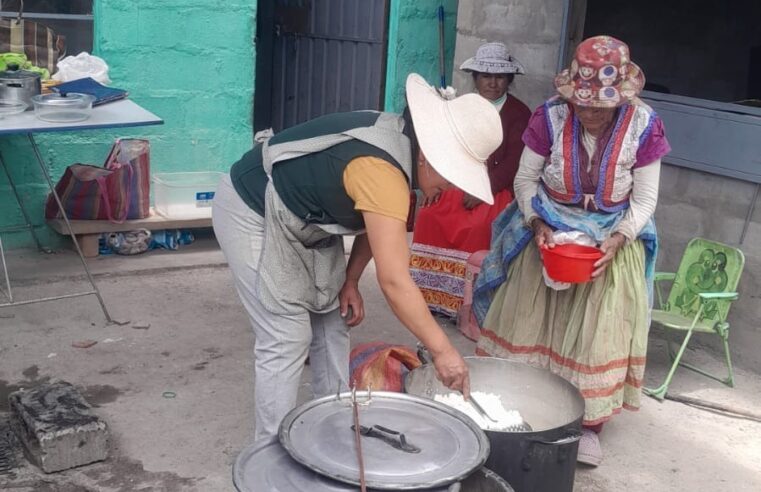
[540,243,604,283]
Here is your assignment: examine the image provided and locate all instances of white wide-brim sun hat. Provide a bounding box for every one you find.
[460,42,526,75]
[405,73,503,205]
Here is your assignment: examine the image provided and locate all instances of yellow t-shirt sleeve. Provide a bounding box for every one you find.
[343,156,410,223]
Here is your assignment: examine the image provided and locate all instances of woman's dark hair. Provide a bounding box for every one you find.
[401,105,419,189]
[471,71,515,86]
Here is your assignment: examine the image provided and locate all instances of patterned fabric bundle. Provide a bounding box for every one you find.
[0,18,65,75]
[349,342,421,392]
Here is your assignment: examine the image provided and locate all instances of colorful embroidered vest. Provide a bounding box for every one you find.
[540,98,656,213]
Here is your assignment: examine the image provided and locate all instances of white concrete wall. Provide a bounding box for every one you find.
[453,0,568,110]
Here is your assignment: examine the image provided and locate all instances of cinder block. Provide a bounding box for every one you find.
[9,381,109,473]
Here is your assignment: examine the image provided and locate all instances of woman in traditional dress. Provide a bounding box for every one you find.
[410,42,530,319]
[472,36,671,466]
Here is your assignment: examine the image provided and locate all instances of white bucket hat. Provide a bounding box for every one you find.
[405,73,502,205]
[460,42,525,75]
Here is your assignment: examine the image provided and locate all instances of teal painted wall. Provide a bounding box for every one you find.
[384,0,459,112]
[0,0,458,249]
[0,0,256,249]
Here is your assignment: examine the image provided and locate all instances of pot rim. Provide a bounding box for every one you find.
[406,356,586,432]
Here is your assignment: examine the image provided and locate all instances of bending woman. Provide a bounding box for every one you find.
[213,74,503,439]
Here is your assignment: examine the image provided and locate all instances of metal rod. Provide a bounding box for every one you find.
[664,393,761,423]
[0,149,43,250]
[557,0,572,72]
[27,134,113,322]
[437,5,445,88]
[351,387,367,492]
[0,290,98,308]
[0,12,93,21]
[0,237,12,303]
[739,183,759,245]
[288,32,382,45]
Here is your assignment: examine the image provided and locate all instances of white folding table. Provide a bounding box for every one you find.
[0,99,163,322]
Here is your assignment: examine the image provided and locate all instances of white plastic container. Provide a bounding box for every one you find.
[152,171,223,219]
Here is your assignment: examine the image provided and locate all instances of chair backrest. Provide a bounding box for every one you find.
[665,238,745,322]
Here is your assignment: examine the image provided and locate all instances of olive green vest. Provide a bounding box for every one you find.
[231,111,408,230]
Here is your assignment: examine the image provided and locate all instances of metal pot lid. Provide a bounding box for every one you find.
[0,66,41,80]
[233,437,458,492]
[279,391,490,490]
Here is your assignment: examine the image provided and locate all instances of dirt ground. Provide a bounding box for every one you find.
[0,238,759,491]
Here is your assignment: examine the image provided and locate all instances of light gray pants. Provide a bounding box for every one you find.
[212,175,350,440]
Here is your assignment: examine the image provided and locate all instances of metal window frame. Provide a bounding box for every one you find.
[0,12,93,21]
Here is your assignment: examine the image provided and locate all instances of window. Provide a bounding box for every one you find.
[0,0,93,55]
[583,0,761,106]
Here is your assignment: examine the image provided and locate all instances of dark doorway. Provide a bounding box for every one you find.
[254,0,389,133]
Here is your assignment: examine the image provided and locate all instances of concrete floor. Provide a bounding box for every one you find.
[0,238,760,491]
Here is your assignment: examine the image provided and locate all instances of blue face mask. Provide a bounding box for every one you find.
[490,93,507,107]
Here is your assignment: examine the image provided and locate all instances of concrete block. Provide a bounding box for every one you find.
[9,381,109,473]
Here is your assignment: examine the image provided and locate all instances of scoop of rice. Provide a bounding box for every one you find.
[434,391,524,432]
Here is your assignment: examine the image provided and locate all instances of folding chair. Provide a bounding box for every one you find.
[644,238,744,400]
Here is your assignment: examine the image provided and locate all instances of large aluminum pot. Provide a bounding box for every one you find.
[233,437,514,491]
[460,468,515,492]
[406,357,584,492]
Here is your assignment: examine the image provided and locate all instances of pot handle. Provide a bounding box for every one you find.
[529,430,583,447]
[521,430,583,470]
[351,424,422,454]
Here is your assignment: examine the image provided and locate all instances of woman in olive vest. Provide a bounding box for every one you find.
[212,73,503,439]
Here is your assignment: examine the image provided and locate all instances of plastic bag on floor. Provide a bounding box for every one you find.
[99,229,194,255]
[150,230,195,250]
[104,229,151,256]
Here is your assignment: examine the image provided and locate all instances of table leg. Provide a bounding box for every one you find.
[0,149,44,251]
[0,238,12,303]
[26,133,113,323]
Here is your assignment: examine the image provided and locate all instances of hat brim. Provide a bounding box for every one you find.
[554,62,646,108]
[460,57,526,75]
[406,74,495,205]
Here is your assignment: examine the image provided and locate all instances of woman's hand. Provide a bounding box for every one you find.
[338,280,364,327]
[462,193,483,210]
[592,233,627,278]
[431,345,471,398]
[361,210,471,398]
[532,218,555,249]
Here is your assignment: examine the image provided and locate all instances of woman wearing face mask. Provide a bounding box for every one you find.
[212,73,502,440]
[472,36,671,466]
[409,42,530,320]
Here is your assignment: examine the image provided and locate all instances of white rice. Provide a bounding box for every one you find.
[434,391,524,432]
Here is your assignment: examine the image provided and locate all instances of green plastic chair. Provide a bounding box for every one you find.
[644,238,745,401]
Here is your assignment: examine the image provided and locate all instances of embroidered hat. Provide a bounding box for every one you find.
[460,42,526,75]
[554,35,645,108]
[405,73,502,205]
